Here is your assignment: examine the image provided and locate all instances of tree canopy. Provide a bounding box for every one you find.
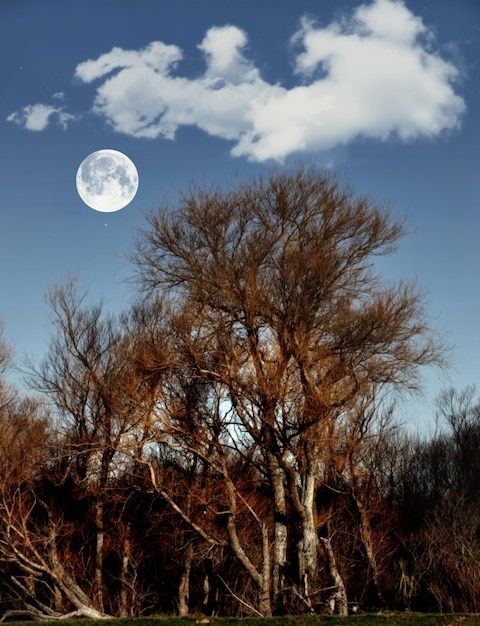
[0,167,470,619]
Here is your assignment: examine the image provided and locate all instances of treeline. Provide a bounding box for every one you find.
[0,168,478,619]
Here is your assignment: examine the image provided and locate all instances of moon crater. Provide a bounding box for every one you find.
[76,149,139,212]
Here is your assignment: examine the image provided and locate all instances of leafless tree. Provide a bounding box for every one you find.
[23,279,159,617]
[123,300,275,616]
[411,387,480,612]
[0,168,459,617]
[132,166,445,614]
[0,394,114,620]
[0,320,15,413]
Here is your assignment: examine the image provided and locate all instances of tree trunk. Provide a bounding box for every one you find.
[49,545,109,618]
[266,451,288,603]
[178,542,193,616]
[94,500,104,613]
[119,521,132,617]
[224,474,272,616]
[320,536,348,615]
[353,489,385,604]
[259,522,272,617]
[1,497,109,620]
[299,468,318,588]
[283,444,319,606]
[201,556,217,615]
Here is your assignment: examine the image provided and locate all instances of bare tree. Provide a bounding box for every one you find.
[0,320,15,412]
[0,168,452,617]
[0,394,115,620]
[124,301,275,616]
[132,167,445,614]
[24,279,159,617]
[411,387,480,612]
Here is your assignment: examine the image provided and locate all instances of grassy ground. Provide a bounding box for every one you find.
[5,615,480,626]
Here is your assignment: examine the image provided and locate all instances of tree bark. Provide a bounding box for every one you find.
[223,474,272,616]
[259,522,272,618]
[49,536,108,618]
[320,536,348,615]
[119,521,132,617]
[178,542,193,616]
[353,489,385,604]
[282,445,318,605]
[266,451,288,602]
[94,500,105,613]
[299,465,318,588]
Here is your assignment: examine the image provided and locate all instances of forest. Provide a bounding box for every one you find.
[1,167,479,619]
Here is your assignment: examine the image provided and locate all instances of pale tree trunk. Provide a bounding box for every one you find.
[299,466,318,588]
[119,520,132,617]
[320,535,348,615]
[178,542,193,616]
[144,455,272,617]
[54,584,63,614]
[258,522,272,617]
[202,559,212,614]
[353,489,385,604]
[49,537,109,618]
[223,474,272,616]
[266,451,288,603]
[223,514,272,616]
[282,444,318,609]
[2,499,109,619]
[94,500,105,613]
[2,538,108,619]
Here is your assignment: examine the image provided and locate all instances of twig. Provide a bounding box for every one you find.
[217,575,263,617]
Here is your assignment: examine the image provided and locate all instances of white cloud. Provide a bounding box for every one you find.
[8,0,465,160]
[198,25,260,84]
[353,0,425,43]
[7,103,75,131]
[75,41,183,83]
[73,29,274,141]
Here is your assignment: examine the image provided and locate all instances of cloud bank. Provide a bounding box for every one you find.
[7,0,465,161]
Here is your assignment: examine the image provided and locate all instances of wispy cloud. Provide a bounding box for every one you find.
[7,103,75,131]
[7,0,465,161]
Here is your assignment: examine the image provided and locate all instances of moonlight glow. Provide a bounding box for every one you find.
[76,149,139,212]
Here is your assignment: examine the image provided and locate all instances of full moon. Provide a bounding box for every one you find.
[76,149,139,212]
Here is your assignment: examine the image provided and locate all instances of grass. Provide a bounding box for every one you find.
[4,615,480,626]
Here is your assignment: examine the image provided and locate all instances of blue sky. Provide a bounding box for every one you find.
[1,0,479,430]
